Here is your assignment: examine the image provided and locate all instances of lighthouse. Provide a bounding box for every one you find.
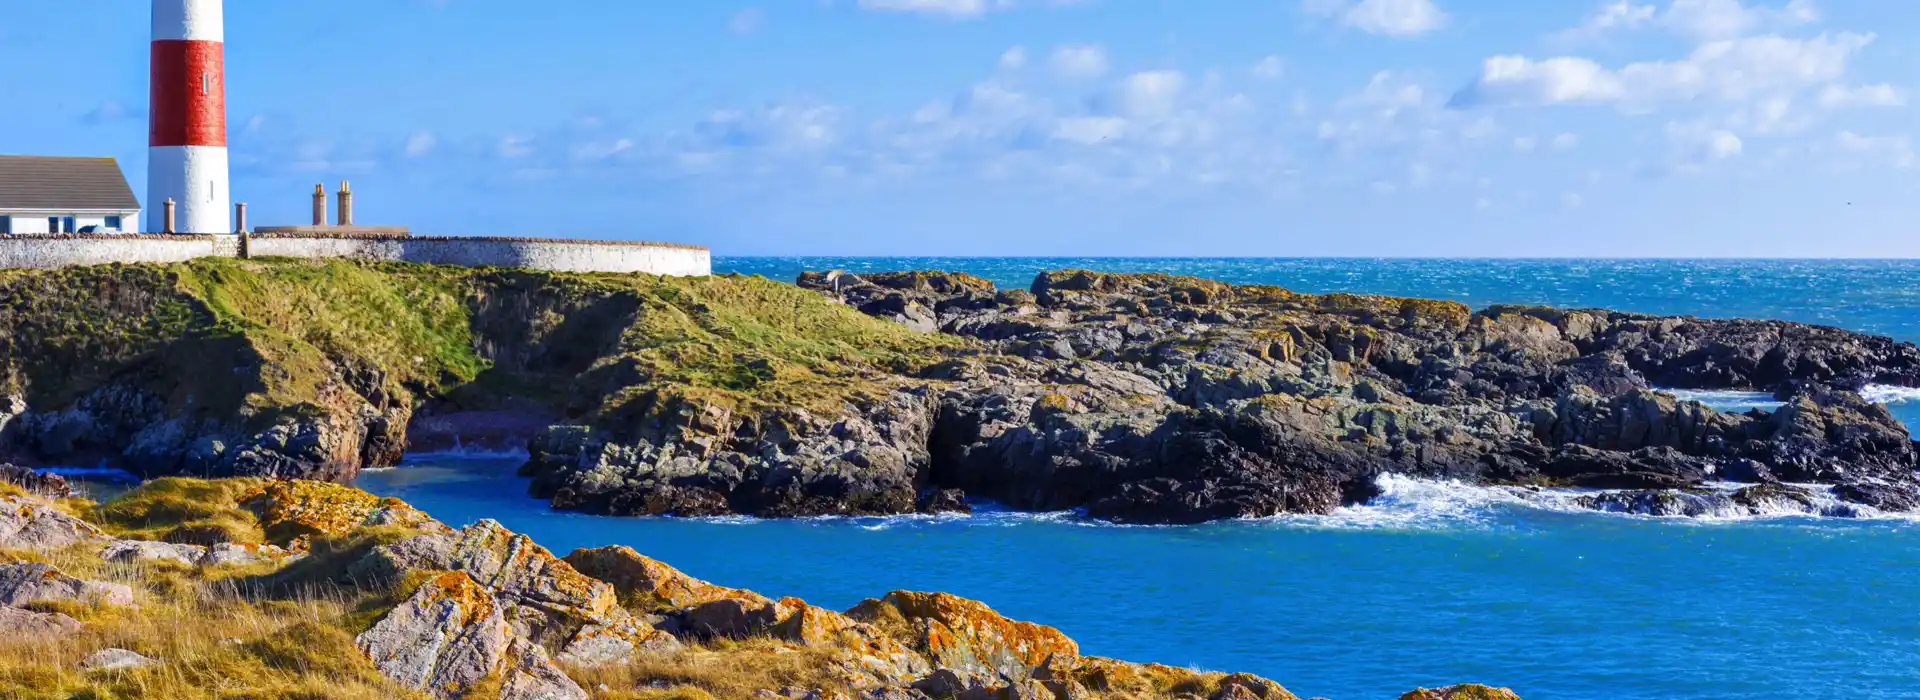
[148,0,228,234]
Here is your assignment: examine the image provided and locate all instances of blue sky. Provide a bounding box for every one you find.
[4,0,1917,256]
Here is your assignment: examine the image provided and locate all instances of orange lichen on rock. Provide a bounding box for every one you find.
[770,597,927,684]
[1401,684,1524,700]
[563,545,770,612]
[241,479,445,545]
[856,590,1080,682]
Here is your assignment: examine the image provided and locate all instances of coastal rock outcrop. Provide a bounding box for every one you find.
[0,479,1515,699]
[1,259,1913,524]
[772,269,1920,522]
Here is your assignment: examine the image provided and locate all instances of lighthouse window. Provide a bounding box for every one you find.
[203,73,211,95]
[104,216,122,230]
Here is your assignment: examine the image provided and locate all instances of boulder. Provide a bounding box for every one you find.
[499,638,589,700]
[683,597,783,640]
[355,571,515,698]
[0,464,71,498]
[853,591,1078,682]
[79,648,159,671]
[242,480,446,545]
[0,495,107,550]
[0,605,82,637]
[563,544,771,610]
[554,616,680,667]
[101,539,207,565]
[1399,685,1523,700]
[0,562,135,608]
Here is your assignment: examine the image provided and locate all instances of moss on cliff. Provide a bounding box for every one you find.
[0,259,962,469]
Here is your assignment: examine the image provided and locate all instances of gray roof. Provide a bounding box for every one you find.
[0,156,139,211]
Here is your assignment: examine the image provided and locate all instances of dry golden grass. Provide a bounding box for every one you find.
[0,482,428,700]
[0,557,421,699]
[563,638,860,700]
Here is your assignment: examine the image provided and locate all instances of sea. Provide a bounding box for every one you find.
[355,259,1920,700]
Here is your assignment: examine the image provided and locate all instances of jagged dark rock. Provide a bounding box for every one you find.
[771,269,1920,522]
[2,260,1914,524]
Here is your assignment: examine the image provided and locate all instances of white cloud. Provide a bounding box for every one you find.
[999,46,1029,70]
[1050,45,1110,80]
[1552,132,1580,150]
[1834,131,1916,167]
[1817,83,1906,109]
[1117,70,1187,118]
[1513,136,1538,153]
[1053,116,1128,144]
[498,135,535,158]
[1451,32,1874,108]
[1562,0,1818,42]
[855,0,1087,18]
[1306,0,1448,37]
[404,132,437,158]
[1666,121,1745,162]
[857,0,1006,17]
[1252,56,1286,80]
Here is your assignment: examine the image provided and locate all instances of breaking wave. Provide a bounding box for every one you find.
[1861,383,1920,405]
[1660,383,1920,412]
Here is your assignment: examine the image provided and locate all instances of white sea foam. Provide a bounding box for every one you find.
[401,444,531,462]
[1660,388,1784,411]
[1861,384,1920,405]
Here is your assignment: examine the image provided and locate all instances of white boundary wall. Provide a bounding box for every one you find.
[246,236,711,276]
[0,234,711,276]
[0,235,213,268]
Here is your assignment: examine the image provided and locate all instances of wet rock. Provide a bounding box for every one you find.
[0,605,82,637]
[1574,490,1739,518]
[1832,481,1920,512]
[80,648,159,671]
[0,495,108,550]
[0,562,135,608]
[915,488,971,514]
[1727,483,1823,515]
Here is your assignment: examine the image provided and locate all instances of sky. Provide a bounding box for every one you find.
[2,0,1917,257]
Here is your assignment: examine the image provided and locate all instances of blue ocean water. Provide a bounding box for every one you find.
[357,259,1920,700]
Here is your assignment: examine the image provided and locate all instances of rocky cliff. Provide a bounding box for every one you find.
[2,259,1916,524]
[524,269,1920,523]
[0,475,1517,699]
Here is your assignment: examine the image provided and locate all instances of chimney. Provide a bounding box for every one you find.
[312,184,327,226]
[337,180,354,227]
[163,198,177,234]
[234,201,247,233]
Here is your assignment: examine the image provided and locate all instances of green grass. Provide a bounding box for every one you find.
[0,259,966,450]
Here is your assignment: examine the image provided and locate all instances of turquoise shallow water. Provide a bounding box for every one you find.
[357,259,1920,700]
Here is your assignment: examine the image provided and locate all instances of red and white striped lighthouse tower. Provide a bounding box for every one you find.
[148,0,228,234]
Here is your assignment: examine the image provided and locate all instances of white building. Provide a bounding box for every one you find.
[0,156,142,234]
